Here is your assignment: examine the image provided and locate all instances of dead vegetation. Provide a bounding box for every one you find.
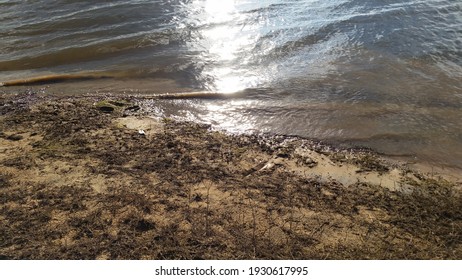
[0,92,461,259]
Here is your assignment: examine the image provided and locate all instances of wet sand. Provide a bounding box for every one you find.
[0,90,461,259]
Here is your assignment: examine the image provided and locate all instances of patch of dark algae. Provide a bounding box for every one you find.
[0,91,461,260]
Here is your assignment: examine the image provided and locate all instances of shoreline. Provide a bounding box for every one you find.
[4,81,462,175]
[1,90,461,259]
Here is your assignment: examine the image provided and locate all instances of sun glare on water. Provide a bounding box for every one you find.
[197,0,258,94]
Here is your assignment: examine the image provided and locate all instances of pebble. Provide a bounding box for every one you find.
[6,134,23,141]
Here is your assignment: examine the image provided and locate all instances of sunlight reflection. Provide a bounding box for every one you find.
[204,0,235,23]
[196,0,259,93]
[203,100,258,132]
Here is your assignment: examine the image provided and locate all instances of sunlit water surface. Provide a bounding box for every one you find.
[1,0,461,168]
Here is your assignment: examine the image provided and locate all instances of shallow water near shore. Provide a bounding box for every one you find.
[1,0,461,169]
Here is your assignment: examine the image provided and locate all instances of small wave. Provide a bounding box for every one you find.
[0,72,120,86]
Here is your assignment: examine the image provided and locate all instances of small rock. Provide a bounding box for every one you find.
[95,100,119,113]
[7,134,23,141]
[109,100,129,107]
[97,106,115,113]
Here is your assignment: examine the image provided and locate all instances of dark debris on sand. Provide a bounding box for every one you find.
[0,91,461,259]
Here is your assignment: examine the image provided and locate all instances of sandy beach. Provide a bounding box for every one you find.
[1,90,461,259]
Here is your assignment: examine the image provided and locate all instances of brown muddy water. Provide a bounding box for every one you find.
[1,0,461,169]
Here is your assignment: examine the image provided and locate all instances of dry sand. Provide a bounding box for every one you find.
[0,90,461,259]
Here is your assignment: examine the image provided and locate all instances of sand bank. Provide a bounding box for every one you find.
[0,91,461,259]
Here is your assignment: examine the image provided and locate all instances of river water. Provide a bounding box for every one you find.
[1,0,461,169]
